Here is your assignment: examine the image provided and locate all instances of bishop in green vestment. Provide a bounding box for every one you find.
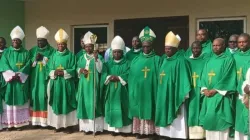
[186,41,208,139]
[155,31,191,139]
[199,38,237,140]
[102,36,132,135]
[185,29,212,58]
[29,26,55,127]
[0,26,30,129]
[234,33,250,140]
[128,26,160,138]
[46,29,78,133]
[76,31,104,134]
[126,36,142,62]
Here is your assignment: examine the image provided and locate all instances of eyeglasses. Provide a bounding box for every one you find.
[228,41,237,43]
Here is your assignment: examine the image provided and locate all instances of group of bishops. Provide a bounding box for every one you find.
[0,25,249,140]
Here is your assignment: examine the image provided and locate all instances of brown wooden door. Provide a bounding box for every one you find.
[114,16,189,56]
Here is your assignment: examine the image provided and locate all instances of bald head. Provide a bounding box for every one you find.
[238,33,250,52]
[196,29,208,42]
[213,38,225,55]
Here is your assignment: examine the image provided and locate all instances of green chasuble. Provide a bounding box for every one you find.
[186,53,208,127]
[199,52,237,131]
[225,47,239,55]
[102,58,132,128]
[128,51,161,120]
[0,46,30,106]
[185,40,212,58]
[155,51,192,126]
[125,48,142,62]
[76,54,104,119]
[0,48,7,113]
[29,45,55,111]
[76,49,86,61]
[234,49,250,135]
[46,50,77,115]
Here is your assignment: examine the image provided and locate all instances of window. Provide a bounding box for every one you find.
[197,17,246,42]
[72,25,108,57]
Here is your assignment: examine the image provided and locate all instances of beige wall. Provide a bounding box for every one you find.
[25,0,250,50]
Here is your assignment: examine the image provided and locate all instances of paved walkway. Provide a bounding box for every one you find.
[0,128,138,140]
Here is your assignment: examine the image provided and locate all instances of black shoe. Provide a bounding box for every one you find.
[111,132,119,136]
[121,133,128,137]
[136,134,145,139]
[54,129,61,133]
[83,131,92,135]
[64,127,73,134]
[16,128,22,131]
[32,126,40,129]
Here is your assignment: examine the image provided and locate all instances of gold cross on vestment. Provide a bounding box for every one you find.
[142,66,150,78]
[159,71,166,84]
[16,62,23,70]
[87,70,92,81]
[237,67,242,80]
[38,62,43,72]
[208,70,216,85]
[57,64,64,70]
[192,72,199,88]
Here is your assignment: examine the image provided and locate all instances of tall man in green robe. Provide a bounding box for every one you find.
[76,31,104,134]
[199,38,237,140]
[102,36,132,135]
[29,26,55,128]
[126,36,142,62]
[128,26,161,139]
[0,37,7,130]
[185,29,212,57]
[155,31,191,139]
[0,26,31,130]
[186,41,208,139]
[225,34,239,54]
[234,33,250,140]
[46,29,78,133]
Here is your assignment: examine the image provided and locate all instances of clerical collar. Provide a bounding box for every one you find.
[14,47,21,51]
[86,53,94,57]
[143,51,152,56]
[58,49,66,54]
[133,48,141,52]
[114,59,122,63]
[0,47,5,52]
[229,47,238,52]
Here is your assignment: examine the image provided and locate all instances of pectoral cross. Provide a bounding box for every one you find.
[57,64,64,70]
[114,82,118,89]
[237,67,242,80]
[192,72,199,88]
[159,71,166,84]
[142,66,150,78]
[208,70,216,85]
[38,62,43,72]
[16,62,23,70]
[87,70,92,81]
